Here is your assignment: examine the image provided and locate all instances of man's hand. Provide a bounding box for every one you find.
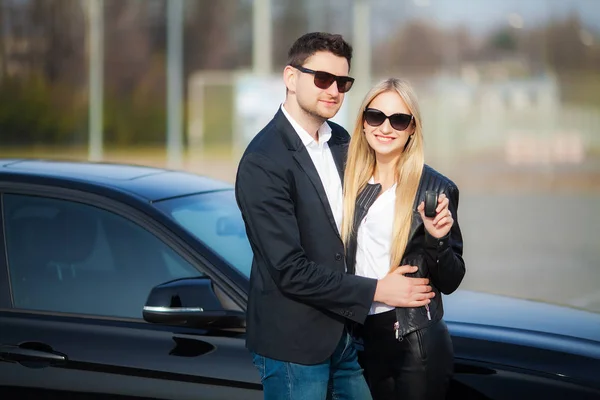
[373,265,435,307]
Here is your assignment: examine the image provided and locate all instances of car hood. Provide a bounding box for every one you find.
[443,290,600,343]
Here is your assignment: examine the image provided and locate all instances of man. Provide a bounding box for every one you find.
[235,32,435,400]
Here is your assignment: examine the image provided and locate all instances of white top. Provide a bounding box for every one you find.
[280,104,343,233]
[355,177,397,315]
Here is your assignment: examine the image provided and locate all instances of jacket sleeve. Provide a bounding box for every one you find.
[423,184,466,294]
[235,152,377,323]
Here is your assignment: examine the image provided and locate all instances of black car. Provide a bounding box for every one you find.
[0,159,599,400]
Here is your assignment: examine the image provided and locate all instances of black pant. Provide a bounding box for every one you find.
[357,310,454,400]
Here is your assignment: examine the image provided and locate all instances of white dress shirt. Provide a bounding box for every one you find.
[355,177,397,315]
[281,105,343,233]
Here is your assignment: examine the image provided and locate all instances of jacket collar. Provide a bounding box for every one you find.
[274,108,347,180]
[273,109,347,238]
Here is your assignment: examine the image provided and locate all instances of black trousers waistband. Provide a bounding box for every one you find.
[364,309,396,329]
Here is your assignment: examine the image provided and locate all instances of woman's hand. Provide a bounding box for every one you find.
[417,193,453,239]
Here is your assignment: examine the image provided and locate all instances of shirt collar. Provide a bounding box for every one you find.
[281,104,332,147]
[368,176,397,192]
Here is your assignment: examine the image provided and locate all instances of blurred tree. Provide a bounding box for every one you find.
[184,0,250,72]
[0,0,5,80]
[181,0,251,148]
[519,13,600,107]
[375,20,444,76]
[0,74,86,145]
[543,13,594,72]
[27,0,86,85]
[104,0,156,95]
[0,0,86,145]
[100,0,170,145]
[272,0,308,69]
[490,28,518,52]
[454,26,473,59]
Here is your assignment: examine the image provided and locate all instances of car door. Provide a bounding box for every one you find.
[447,328,600,399]
[0,190,262,400]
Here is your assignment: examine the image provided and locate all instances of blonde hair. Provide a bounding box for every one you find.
[341,78,425,272]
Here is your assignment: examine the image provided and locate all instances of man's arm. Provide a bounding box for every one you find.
[236,152,377,323]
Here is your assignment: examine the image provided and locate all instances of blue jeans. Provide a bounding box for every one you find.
[252,332,372,400]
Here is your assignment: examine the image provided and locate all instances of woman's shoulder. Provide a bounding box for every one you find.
[420,164,459,193]
[412,165,460,209]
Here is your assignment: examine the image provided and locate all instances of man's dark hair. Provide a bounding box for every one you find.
[287,32,353,70]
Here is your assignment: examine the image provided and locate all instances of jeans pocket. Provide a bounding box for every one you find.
[251,352,267,382]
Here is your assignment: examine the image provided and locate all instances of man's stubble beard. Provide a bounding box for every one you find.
[301,102,340,125]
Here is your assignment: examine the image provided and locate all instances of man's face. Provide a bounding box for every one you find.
[292,51,350,120]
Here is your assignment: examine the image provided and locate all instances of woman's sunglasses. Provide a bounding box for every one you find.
[364,108,413,131]
[292,65,355,93]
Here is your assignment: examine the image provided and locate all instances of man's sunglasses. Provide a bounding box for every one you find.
[291,65,355,93]
[364,108,413,131]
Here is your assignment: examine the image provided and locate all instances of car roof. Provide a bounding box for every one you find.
[0,159,233,201]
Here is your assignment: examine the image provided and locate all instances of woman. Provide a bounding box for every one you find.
[342,78,466,400]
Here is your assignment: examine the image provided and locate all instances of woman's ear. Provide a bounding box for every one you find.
[403,134,414,151]
[283,66,297,94]
[409,120,416,136]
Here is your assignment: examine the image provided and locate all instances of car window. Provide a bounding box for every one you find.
[154,190,253,279]
[3,194,204,319]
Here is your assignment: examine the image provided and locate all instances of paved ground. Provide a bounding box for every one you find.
[458,192,600,314]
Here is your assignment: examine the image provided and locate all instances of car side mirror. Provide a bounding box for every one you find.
[143,277,245,329]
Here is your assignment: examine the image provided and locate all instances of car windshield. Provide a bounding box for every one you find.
[155,190,253,279]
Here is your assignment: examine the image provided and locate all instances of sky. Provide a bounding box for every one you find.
[375,0,600,34]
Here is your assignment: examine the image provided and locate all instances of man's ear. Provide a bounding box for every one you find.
[283,65,297,93]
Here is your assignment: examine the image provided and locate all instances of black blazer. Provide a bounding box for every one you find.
[235,109,377,364]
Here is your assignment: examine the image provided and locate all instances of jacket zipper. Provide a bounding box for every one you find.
[395,306,432,342]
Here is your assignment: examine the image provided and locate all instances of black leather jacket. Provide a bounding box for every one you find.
[346,164,466,340]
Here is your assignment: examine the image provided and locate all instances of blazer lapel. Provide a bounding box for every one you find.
[292,147,339,236]
[327,132,347,183]
[274,110,341,237]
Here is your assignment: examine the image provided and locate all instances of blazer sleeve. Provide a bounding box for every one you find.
[424,184,466,294]
[235,152,377,323]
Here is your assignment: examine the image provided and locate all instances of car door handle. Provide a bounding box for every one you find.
[0,344,67,366]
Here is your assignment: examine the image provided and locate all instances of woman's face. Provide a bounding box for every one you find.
[363,91,414,160]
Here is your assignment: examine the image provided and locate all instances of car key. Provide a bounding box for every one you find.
[424,190,438,218]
